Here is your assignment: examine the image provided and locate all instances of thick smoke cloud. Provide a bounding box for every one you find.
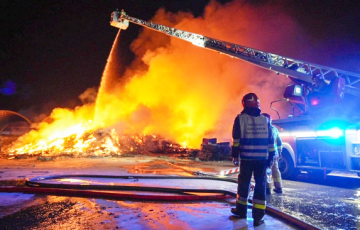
[108,0,308,145]
[8,0,311,152]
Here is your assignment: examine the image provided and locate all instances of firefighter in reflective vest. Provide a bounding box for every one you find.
[262,113,283,194]
[230,93,275,227]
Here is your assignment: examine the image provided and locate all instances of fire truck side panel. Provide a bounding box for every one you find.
[295,137,346,170]
[279,128,360,177]
[345,129,360,172]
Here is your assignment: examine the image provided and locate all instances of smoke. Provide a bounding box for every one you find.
[105,0,307,146]
[79,87,98,105]
[8,0,310,152]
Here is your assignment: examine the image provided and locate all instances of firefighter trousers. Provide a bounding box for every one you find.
[266,156,283,189]
[236,159,267,222]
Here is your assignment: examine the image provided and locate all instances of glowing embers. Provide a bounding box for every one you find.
[7,130,188,157]
[8,129,122,156]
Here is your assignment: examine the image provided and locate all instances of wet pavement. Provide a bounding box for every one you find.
[0,156,359,229]
[0,192,297,230]
[266,174,360,230]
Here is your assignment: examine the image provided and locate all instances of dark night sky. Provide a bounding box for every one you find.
[1,0,360,119]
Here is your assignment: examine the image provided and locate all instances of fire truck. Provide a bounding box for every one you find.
[110,9,360,178]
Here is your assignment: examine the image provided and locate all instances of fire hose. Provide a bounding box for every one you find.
[25,174,238,199]
[0,174,320,230]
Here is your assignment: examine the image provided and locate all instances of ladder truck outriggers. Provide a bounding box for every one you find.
[110,9,360,178]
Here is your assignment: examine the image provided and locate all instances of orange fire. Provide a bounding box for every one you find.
[7,1,298,156]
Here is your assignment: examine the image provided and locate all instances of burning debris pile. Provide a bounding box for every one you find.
[4,129,190,158]
[2,2,296,160]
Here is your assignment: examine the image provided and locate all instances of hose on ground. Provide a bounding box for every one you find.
[25,174,238,197]
[0,174,320,230]
[25,174,320,229]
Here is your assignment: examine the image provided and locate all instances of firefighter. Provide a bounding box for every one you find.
[309,73,328,94]
[262,113,283,194]
[230,93,276,226]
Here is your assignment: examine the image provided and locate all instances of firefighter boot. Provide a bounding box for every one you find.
[266,188,271,194]
[254,219,265,226]
[273,188,283,193]
[231,203,247,218]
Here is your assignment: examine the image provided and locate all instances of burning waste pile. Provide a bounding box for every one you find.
[4,128,190,158]
[2,3,291,161]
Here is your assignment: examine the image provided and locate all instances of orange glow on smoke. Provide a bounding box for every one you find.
[7,0,300,156]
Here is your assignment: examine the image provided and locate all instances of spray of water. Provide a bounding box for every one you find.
[94,29,121,127]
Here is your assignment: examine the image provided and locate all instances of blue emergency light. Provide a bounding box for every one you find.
[316,127,343,138]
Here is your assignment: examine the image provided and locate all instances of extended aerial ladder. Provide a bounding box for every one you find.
[111,9,360,98]
[111,9,360,178]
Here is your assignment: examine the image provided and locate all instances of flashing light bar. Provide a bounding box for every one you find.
[280,127,344,138]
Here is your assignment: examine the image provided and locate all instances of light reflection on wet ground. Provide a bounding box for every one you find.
[267,175,360,230]
[1,156,360,229]
[48,177,237,192]
[0,157,298,229]
[93,198,297,230]
[49,174,360,229]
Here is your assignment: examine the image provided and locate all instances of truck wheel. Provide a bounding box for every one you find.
[278,150,298,179]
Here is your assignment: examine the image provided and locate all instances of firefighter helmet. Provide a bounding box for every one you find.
[242,93,260,108]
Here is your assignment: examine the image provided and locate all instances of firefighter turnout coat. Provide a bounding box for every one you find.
[231,108,275,161]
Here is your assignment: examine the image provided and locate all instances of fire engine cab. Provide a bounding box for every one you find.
[110,9,360,178]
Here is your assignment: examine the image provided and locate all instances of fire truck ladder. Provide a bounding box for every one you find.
[111,9,360,97]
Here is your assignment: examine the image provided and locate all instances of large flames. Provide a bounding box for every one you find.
[6,1,300,156]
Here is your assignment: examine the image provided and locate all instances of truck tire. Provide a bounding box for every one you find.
[278,149,298,179]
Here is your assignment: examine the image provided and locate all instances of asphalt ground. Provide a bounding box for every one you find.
[0,156,297,229]
[0,155,359,229]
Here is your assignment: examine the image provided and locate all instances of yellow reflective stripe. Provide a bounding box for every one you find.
[273,178,281,182]
[269,147,275,151]
[233,143,240,147]
[237,199,248,206]
[253,203,266,210]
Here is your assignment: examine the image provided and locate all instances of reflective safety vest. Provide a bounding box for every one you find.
[238,113,270,160]
[271,125,283,157]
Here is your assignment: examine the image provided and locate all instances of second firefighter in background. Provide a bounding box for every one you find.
[262,113,283,194]
[230,93,276,227]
